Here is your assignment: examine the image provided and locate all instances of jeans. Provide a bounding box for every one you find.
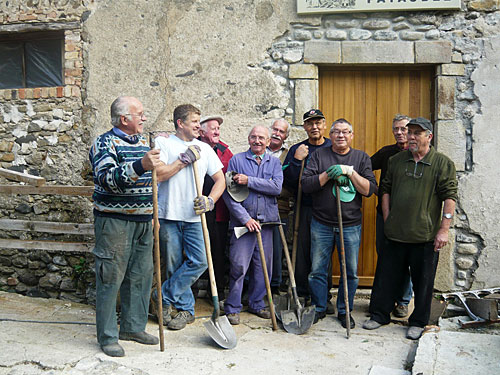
[159,219,208,315]
[309,217,361,315]
[376,212,412,305]
[93,216,153,346]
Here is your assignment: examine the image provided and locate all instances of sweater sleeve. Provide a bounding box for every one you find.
[89,135,141,193]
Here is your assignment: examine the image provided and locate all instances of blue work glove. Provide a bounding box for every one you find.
[193,195,214,215]
[179,145,201,165]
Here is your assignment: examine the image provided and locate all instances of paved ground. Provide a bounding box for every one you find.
[0,291,498,375]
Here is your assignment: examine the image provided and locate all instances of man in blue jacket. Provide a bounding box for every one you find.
[223,125,283,325]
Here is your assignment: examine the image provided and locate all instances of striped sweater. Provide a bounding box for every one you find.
[89,129,153,221]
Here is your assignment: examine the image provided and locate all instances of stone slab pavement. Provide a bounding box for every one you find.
[0,291,497,375]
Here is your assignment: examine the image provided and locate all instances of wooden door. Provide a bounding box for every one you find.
[319,67,433,286]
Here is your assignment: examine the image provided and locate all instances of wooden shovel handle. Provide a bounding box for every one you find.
[336,184,350,339]
[192,160,220,317]
[256,229,278,331]
[149,134,164,351]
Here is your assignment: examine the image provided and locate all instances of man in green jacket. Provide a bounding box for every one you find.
[363,117,457,340]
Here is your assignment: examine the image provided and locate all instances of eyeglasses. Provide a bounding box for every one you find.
[393,126,408,133]
[124,112,147,118]
[331,130,352,136]
[405,162,424,179]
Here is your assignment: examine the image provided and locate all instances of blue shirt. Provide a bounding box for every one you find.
[223,150,283,227]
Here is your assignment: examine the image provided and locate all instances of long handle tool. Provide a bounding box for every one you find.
[192,159,237,349]
[335,184,351,339]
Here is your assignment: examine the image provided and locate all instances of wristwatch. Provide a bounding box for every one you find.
[443,213,453,219]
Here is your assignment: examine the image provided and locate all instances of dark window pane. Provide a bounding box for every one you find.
[25,39,63,87]
[0,43,24,89]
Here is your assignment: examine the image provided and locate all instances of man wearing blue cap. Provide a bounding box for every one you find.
[363,117,457,340]
[301,118,377,327]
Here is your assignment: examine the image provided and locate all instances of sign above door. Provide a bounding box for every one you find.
[297,0,461,14]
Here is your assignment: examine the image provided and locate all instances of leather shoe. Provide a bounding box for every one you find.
[338,314,355,329]
[248,308,271,319]
[226,313,240,325]
[393,304,409,318]
[362,319,382,330]
[326,300,335,315]
[101,342,125,357]
[313,311,326,324]
[119,331,159,345]
[406,326,424,340]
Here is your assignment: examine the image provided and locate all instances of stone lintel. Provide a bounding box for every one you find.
[341,41,414,64]
[435,120,466,172]
[437,63,466,76]
[415,40,453,64]
[436,76,456,120]
[294,79,318,125]
[289,64,318,79]
[303,41,341,64]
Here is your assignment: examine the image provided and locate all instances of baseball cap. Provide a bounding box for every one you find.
[303,109,325,123]
[200,115,223,125]
[332,180,356,203]
[225,171,249,203]
[407,117,433,133]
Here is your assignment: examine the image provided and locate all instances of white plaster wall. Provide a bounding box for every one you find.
[464,35,500,288]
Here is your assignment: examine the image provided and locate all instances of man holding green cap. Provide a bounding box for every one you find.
[302,118,377,327]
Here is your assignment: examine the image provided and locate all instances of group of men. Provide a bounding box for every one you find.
[90,95,457,357]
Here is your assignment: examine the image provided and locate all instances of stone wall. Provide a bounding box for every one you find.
[1,0,500,300]
[0,0,95,302]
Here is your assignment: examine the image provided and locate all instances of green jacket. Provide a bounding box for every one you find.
[380,146,457,243]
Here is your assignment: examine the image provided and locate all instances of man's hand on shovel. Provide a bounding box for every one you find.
[141,149,161,171]
[245,218,261,232]
[193,195,214,215]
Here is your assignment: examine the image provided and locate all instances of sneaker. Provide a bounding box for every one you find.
[393,304,409,318]
[119,331,159,345]
[167,310,195,330]
[100,342,125,357]
[326,300,335,315]
[313,311,326,324]
[338,314,355,329]
[226,313,240,325]
[248,308,271,319]
[406,326,424,340]
[362,319,382,330]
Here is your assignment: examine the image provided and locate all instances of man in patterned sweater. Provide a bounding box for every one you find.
[89,96,161,357]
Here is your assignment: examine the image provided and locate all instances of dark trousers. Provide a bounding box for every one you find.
[369,239,439,328]
[295,205,332,300]
[205,210,229,299]
[271,219,288,289]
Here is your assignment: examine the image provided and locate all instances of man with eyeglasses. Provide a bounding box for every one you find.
[302,118,377,327]
[154,104,225,331]
[370,114,413,319]
[363,117,457,340]
[282,109,335,312]
[89,96,161,357]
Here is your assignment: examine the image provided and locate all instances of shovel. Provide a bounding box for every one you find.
[192,159,237,349]
[335,184,351,339]
[276,224,315,334]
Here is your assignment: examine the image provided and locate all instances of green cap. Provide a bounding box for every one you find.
[332,180,356,203]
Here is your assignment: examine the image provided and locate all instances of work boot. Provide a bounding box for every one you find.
[393,304,409,318]
[248,308,271,319]
[313,311,326,324]
[226,313,240,325]
[362,319,382,330]
[119,331,159,345]
[167,310,195,330]
[406,326,424,340]
[161,304,173,326]
[100,342,125,357]
[338,313,355,329]
[326,300,335,315]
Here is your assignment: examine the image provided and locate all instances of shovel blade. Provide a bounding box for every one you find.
[273,294,289,322]
[280,305,316,335]
[203,315,238,349]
